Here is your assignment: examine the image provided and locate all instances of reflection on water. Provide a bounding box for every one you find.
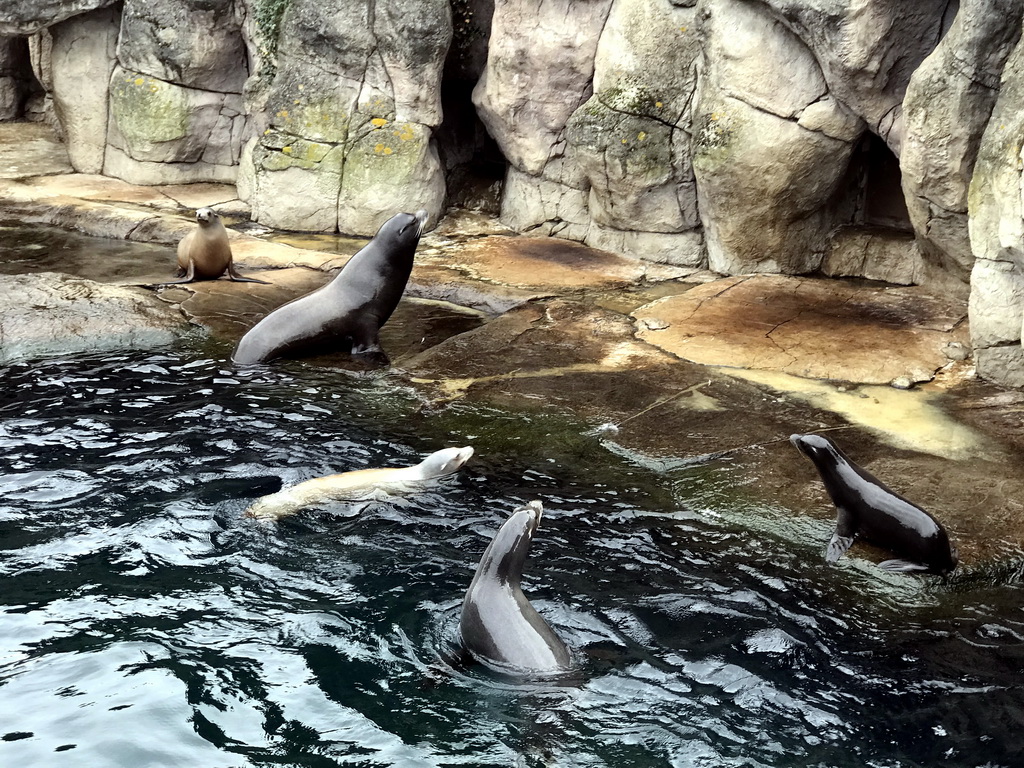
[0,352,1023,767]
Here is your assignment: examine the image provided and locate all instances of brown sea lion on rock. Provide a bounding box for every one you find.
[166,208,269,285]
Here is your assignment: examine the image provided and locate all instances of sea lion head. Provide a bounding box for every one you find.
[790,433,842,465]
[418,446,474,478]
[375,210,429,249]
[195,207,219,227]
[479,501,544,587]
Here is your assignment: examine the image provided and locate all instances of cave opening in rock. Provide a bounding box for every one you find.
[1,35,45,122]
[847,131,913,231]
[436,0,506,216]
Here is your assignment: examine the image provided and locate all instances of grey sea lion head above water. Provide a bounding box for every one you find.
[459,500,573,676]
[790,433,958,575]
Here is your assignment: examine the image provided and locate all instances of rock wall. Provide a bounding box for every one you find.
[3,1,1024,386]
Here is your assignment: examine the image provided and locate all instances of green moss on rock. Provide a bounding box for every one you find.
[110,71,190,145]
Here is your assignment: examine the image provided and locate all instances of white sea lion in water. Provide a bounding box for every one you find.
[244,446,474,521]
[167,208,269,284]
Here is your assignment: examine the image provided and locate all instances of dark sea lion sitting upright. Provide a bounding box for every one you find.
[460,501,573,676]
[232,210,428,365]
[169,208,268,284]
[790,433,958,574]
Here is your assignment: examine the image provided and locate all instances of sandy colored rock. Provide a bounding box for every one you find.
[448,235,684,290]
[633,275,969,384]
[0,122,72,179]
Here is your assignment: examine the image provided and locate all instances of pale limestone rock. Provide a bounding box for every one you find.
[585,224,704,267]
[0,1,116,35]
[969,259,1024,349]
[374,0,451,126]
[48,7,119,174]
[976,345,1024,388]
[709,0,827,119]
[692,0,857,275]
[821,227,924,285]
[247,131,345,232]
[337,121,446,234]
[473,0,613,177]
[565,0,701,238]
[0,272,187,364]
[104,64,244,183]
[242,0,450,233]
[117,0,248,93]
[968,20,1024,387]
[499,166,590,241]
[903,0,1023,280]
[754,0,953,155]
[796,97,864,142]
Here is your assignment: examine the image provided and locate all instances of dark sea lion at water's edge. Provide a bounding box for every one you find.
[232,209,428,365]
[790,433,958,574]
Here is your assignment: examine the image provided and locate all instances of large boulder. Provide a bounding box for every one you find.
[48,7,119,173]
[0,1,116,35]
[474,0,613,240]
[902,0,1023,282]
[242,0,451,235]
[0,272,189,364]
[105,64,244,184]
[968,18,1024,388]
[691,0,860,274]
[117,0,248,94]
[753,0,953,155]
[564,0,704,265]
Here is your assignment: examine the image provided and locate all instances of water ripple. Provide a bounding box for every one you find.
[0,352,1022,766]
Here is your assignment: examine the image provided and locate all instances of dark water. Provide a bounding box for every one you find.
[1,351,1022,768]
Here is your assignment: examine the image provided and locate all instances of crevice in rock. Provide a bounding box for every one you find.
[437,0,505,216]
[2,34,45,122]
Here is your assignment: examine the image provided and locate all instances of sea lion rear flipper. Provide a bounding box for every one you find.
[227,262,271,284]
[877,559,932,573]
[825,532,854,562]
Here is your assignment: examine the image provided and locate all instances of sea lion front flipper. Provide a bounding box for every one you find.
[350,324,383,355]
[825,532,854,563]
[877,559,932,573]
[226,262,271,284]
[825,508,857,563]
[155,260,197,286]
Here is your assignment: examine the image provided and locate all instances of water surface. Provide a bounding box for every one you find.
[0,352,1022,767]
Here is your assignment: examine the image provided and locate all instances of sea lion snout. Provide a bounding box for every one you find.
[790,433,833,459]
[195,207,217,225]
[414,209,428,236]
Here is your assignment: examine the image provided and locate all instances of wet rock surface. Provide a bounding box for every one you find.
[0,271,190,363]
[2,162,1024,574]
[632,274,970,385]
